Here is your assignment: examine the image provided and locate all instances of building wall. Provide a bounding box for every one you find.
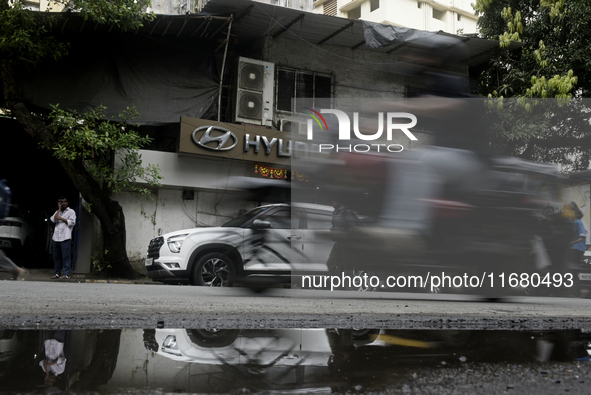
[255,0,315,11]
[23,0,67,11]
[149,0,195,14]
[314,0,478,35]
[77,201,102,273]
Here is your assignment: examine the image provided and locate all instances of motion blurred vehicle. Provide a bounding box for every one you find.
[294,144,573,297]
[145,203,338,286]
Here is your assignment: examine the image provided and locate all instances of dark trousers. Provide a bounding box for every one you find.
[53,240,71,277]
[570,249,584,267]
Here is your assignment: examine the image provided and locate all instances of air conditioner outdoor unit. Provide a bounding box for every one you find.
[234,57,275,127]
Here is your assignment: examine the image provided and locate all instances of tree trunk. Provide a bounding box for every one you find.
[70,329,122,391]
[1,58,140,279]
[58,160,139,278]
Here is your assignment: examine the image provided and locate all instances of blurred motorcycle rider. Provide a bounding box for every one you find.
[326,199,363,280]
[556,202,585,297]
[0,250,27,280]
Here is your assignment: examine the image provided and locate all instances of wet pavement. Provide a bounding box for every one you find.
[2,271,591,393]
[1,328,591,394]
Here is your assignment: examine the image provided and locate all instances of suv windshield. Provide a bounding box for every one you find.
[222,207,269,228]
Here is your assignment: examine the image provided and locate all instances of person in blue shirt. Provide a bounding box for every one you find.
[569,203,586,266]
[561,202,586,297]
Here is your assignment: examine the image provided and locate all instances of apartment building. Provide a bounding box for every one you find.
[22,0,65,11]
[197,0,477,35]
[314,0,477,34]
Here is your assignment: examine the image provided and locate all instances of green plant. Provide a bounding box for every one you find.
[91,250,112,272]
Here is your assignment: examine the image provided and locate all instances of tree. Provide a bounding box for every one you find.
[474,0,591,170]
[0,0,159,278]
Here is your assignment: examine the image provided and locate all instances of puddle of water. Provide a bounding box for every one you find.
[0,328,590,394]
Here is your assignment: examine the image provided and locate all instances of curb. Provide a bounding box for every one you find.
[1,269,160,285]
[82,279,159,285]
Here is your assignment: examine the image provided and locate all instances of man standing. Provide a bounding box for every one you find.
[40,330,67,387]
[50,196,76,279]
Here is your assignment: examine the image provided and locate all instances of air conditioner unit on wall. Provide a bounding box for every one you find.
[234,57,275,127]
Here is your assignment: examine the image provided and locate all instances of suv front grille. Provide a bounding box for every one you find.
[147,236,164,259]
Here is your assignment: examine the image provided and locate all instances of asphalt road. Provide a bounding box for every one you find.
[1,280,591,330]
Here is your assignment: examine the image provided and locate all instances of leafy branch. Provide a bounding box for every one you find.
[46,104,162,198]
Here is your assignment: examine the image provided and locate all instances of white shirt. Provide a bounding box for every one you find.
[51,207,76,242]
[39,339,66,376]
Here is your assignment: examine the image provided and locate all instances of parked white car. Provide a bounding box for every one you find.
[0,330,27,363]
[0,205,33,252]
[145,203,336,286]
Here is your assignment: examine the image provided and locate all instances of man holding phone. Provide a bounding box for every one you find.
[50,196,76,279]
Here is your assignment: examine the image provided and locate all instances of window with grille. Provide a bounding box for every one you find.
[276,67,333,113]
[323,0,337,16]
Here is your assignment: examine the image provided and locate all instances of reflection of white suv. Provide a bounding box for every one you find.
[145,203,335,286]
[0,205,33,252]
[0,330,27,363]
[150,328,333,367]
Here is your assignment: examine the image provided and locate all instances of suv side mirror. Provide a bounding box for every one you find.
[252,219,271,229]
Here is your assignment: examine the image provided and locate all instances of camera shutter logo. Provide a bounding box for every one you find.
[192,126,238,151]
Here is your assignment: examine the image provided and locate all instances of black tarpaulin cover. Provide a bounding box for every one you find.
[17,34,219,125]
[362,20,434,49]
[362,20,466,50]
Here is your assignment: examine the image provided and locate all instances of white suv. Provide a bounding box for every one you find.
[145,203,336,286]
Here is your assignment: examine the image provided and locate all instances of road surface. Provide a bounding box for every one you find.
[1,281,590,329]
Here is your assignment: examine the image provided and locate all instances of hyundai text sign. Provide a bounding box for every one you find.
[180,117,292,166]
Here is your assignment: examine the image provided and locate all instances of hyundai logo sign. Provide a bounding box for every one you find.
[192,126,238,151]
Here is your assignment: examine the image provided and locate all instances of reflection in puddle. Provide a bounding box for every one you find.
[0,328,590,393]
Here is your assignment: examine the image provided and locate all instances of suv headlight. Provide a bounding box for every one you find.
[167,234,188,253]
